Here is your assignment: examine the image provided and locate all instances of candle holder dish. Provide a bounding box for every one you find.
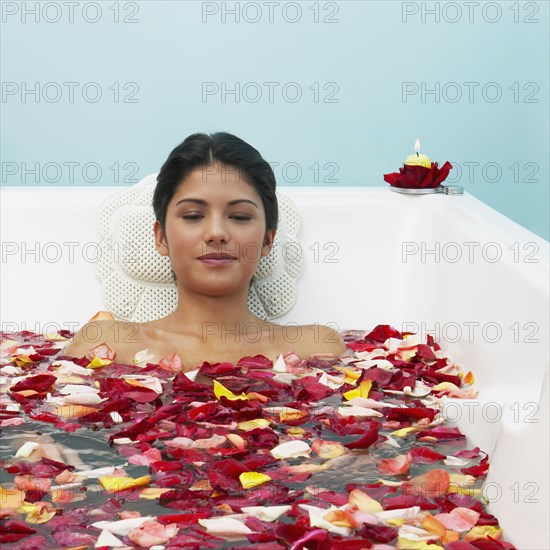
[384,161,462,194]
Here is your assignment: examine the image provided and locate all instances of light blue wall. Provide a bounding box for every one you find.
[2,0,548,239]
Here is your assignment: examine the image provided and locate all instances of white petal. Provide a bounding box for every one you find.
[241,505,291,522]
[91,516,154,536]
[15,441,40,458]
[273,354,288,372]
[95,529,125,547]
[78,466,117,479]
[198,517,252,535]
[270,440,311,459]
[398,524,436,540]
[298,504,351,536]
[51,360,93,376]
[337,405,383,417]
[110,411,124,423]
[444,456,469,466]
[376,506,421,522]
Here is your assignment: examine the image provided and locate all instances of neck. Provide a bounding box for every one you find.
[162,285,267,341]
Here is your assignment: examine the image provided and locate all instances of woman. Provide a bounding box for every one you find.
[64,132,346,371]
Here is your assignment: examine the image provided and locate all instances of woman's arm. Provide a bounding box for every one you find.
[62,321,107,358]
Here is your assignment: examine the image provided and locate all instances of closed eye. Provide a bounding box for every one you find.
[181,215,252,221]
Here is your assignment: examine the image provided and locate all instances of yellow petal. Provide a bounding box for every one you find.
[226,433,247,449]
[378,479,404,487]
[89,310,115,321]
[239,472,272,489]
[386,518,405,527]
[342,388,360,400]
[348,488,383,513]
[397,539,444,550]
[287,427,305,438]
[432,382,460,392]
[139,487,172,499]
[449,473,476,487]
[343,368,361,385]
[237,418,271,431]
[52,404,98,419]
[87,356,113,368]
[98,475,151,493]
[279,408,308,422]
[0,486,26,509]
[464,525,503,542]
[213,380,248,401]
[343,380,372,400]
[391,427,419,437]
[19,502,57,524]
[12,355,36,366]
[447,485,481,497]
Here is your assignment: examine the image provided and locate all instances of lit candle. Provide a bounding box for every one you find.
[404,139,431,168]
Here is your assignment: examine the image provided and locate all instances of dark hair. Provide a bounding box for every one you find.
[153,132,278,233]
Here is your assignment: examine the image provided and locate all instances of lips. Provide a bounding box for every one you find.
[199,253,236,260]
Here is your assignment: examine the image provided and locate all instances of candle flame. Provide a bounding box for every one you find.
[414,139,420,153]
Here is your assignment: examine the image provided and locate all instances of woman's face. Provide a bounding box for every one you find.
[154,163,275,296]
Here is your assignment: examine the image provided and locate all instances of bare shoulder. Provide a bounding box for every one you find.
[294,323,347,358]
[62,320,142,358]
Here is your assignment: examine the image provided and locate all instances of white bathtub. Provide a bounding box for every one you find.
[1,186,548,548]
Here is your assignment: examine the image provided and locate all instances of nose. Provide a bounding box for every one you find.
[203,214,230,245]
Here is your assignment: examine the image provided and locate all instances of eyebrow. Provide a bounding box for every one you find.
[175,198,259,209]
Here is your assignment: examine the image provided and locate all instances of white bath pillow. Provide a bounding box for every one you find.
[95,173,303,322]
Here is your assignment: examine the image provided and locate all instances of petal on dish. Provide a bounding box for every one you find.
[239,472,272,489]
[464,371,475,385]
[401,469,450,498]
[377,453,412,475]
[270,440,311,459]
[98,475,151,493]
